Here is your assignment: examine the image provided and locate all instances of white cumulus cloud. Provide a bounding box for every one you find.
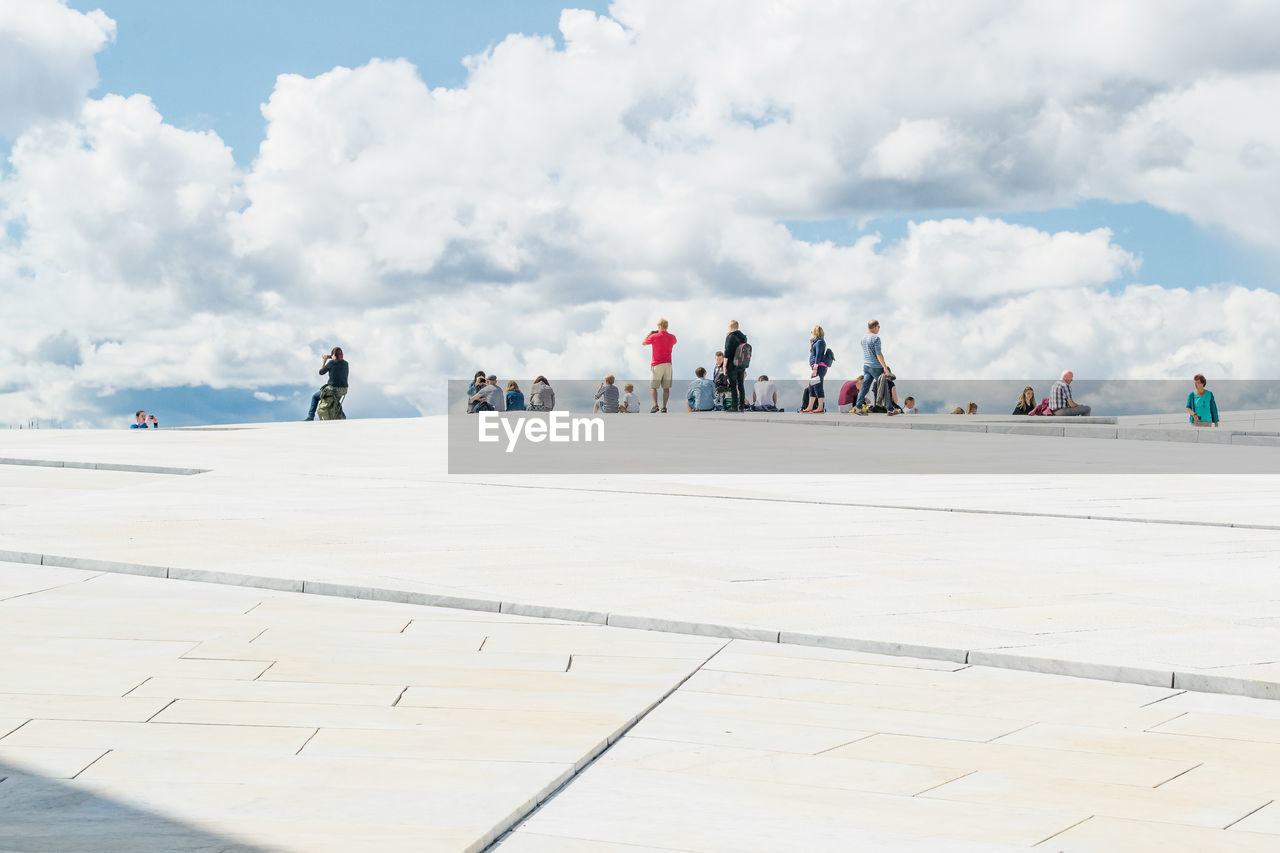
[2,0,1279,425]
[0,0,115,136]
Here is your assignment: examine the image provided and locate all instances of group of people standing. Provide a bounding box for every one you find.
[799,319,903,414]
[636,319,753,413]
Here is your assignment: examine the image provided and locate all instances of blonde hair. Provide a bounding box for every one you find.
[624,383,634,392]
[506,380,519,391]
[1018,386,1035,407]
[604,374,615,384]
[966,402,978,414]
[951,407,965,415]
[657,318,668,330]
[812,325,824,338]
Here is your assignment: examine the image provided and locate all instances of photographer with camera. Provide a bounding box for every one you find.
[642,318,677,413]
[305,346,349,421]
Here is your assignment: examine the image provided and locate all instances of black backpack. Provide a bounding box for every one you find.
[824,348,835,365]
[735,342,752,369]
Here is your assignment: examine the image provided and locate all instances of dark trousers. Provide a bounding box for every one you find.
[727,368,746,411]
[810,364,827,400]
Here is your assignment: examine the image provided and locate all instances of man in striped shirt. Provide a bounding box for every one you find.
[854,319,890,413]
[1050,370,1091,416]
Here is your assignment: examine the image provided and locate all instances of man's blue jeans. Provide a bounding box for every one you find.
[854,365,883,409]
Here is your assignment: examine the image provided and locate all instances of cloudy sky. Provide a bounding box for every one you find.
[1,0,1277,426]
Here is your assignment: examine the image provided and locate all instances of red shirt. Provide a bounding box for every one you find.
[837,380,860,406]
[643,330,677,365]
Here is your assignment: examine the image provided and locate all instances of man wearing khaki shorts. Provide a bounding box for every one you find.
[643,318,677,413]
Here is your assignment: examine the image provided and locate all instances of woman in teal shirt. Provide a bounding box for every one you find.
[1185,374,1219,427]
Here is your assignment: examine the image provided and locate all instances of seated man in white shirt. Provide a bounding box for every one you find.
[751,375,779,411]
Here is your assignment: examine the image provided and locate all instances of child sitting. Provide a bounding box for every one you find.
[620,383,642,413]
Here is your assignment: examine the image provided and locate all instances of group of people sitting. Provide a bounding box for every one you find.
[467,372,556,412]
[827,375,916,415]
[590,376,647,413]
[1008,372,1092,417]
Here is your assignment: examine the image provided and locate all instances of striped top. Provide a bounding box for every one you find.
[860,333,882,367]
[595,383,620,413]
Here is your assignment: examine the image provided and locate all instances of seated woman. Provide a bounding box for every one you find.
[528,376,555,411]
[1185,374,1219,427]
[505,380,526,411]
[465,370,487,412]
[837,378,862,413]
[1013,386,1036,415]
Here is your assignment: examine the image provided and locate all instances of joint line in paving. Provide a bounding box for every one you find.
[5,548,1278,703]
[453,480,1279,533]
[1152,761,1204,789]
[70,749,112,780]
[479,640,733,852]
[1223,799,1275,830]
[0,457,209,475]
[1030,815,1095,848]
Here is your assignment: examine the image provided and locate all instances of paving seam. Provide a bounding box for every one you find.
[477,641,733,852]
[700,414,1280,447]
[0,457,208,475]
[3,548,1278,701]
[450,481,1280,533]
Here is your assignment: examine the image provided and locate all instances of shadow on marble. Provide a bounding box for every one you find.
[0,760,271,853]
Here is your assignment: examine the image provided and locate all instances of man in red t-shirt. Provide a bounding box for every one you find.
[642,318,677,413]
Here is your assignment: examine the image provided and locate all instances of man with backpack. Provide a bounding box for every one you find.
[723,321,750,412]
[306,346,350,421]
